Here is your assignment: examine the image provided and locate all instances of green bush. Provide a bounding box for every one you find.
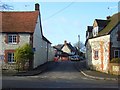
[110,58,120,63]
[14,43,34,71]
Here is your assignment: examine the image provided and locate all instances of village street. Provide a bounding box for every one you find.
[2,61,118,89]
[0,2,120,90]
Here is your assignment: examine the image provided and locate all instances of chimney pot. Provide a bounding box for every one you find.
[64,40,67,45]
[35,3,39,11]
[106,16,111,20]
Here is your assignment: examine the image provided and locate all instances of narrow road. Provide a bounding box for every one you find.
[2,61,119,89]
[36,61,84,80]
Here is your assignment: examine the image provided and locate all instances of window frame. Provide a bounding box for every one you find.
[7,52,15,63]
[114,50,120,58]
[8,34,17,44]
[117,31,120,41]
[93,26,98,37]
[94,50,99,60]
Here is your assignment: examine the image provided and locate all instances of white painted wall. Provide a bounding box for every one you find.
[86,35,110,72]
[42,40,47,62]
[62,45,71,53]
[48,44,54,61]
[33,15,44,68]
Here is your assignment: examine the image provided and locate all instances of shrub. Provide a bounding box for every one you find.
[110,58,120,63]
[14,43,34,71]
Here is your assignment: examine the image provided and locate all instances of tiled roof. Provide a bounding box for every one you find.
[87,26,93,32]
[85,12,120,46]
[98,12,120,36]
[86,26,93,39]
[1,11,39,33]
[53,44,63,50]
[67,43,75,52]
[95,19,110,28]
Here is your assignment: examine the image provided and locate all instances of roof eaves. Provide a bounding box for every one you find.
[42,36,52,44]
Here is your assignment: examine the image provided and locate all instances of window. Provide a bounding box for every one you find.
[114,50,120,58]
[94,50,99,60]
[93,27,98,37]
[8,53,15,63]
[8,34,17,44]
[117,30,120,41]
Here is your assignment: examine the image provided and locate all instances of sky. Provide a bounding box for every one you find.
[1,1,118,46]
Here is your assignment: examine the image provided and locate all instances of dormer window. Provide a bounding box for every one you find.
[8,34,17,44]
[93,27,98,37]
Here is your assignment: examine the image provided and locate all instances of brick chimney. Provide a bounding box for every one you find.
[35,3,39,11]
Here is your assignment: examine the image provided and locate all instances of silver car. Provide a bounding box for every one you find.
[70,55,80,61]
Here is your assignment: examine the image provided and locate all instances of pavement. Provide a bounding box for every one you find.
[15,62,50,76]
[2,62,49,76]
[2,60,119,81]
[75,60,119,81]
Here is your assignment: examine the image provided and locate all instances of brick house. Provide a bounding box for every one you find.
[0,3,54,70]
[85,12,120,74]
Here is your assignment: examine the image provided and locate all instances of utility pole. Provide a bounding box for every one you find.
[78,35,80,52]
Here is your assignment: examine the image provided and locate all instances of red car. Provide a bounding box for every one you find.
[54,56,59,62]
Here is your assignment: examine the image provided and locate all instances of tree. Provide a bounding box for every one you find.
[14,43,34,71]
[0,2,13,11]
[73,41,86,53]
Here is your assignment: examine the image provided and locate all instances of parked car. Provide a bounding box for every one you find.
[79,56,84,60]
[70,55,80,61]
[54,56,59,62]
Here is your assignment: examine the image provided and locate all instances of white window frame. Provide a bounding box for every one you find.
[8,52,15,63]
[114,50,120,58]
[8,34,17,44]
[94,50,99,60]
[93,27,98,37]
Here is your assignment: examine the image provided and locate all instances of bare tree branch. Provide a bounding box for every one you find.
[0,3,13,11]
[73,41,86,53]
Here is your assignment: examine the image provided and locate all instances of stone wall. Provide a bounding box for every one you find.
[2,63,16,70]
[2,62,29,71]
[109,63,120,75]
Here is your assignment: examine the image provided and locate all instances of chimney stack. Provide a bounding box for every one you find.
[106,16,111,20]
[35,3,39,11]
[64,40,67,45]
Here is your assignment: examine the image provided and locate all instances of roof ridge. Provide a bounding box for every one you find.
[0,11,38,13]
[98,12,120,36]
[95,19,107,21]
